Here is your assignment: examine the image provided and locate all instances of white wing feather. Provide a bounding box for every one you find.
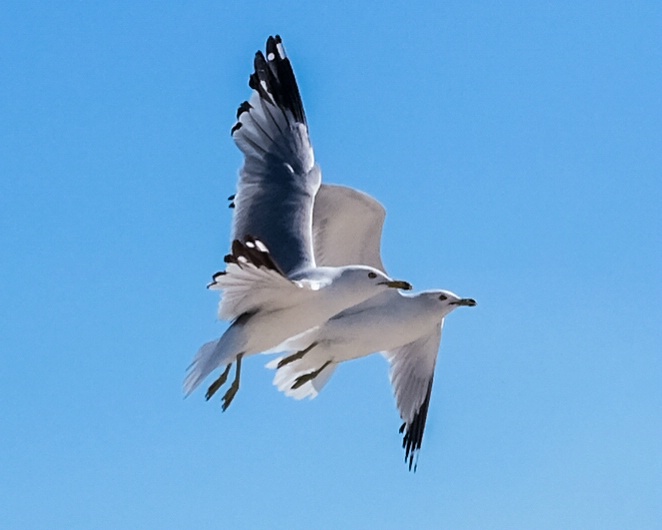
[211,261,300,320]
[382,323,443,470]
[383,324,442,425]
[312,184,386,272]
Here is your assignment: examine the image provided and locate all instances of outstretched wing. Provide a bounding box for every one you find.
[312,184,386,272]
[231,35,321,276]
[382,324,443,471]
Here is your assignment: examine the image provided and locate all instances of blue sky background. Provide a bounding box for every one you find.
[2,1,660,529]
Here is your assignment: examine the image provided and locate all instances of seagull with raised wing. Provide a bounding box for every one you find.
[184,37,411,410]
[268,185,476,470]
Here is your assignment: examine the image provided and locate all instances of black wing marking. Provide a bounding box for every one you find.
[222,237,287,276]
[400,378,434,472]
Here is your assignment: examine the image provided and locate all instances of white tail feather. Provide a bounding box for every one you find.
[267,351,338,400]
[184,324,245,396]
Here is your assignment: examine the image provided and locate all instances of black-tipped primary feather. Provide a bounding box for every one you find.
[222,237,286,277]
[264,35,307,125]
[401,378,434,472]
[236,101,252,119]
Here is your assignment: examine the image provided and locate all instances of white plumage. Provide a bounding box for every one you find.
[185,37,411,411]
[268,185,476,470]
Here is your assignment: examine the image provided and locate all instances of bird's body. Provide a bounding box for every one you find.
[185,261,409,396]
[185,37,411,409]
[270,290,473,400]
[268,184,476,470]
[278,291,442,364]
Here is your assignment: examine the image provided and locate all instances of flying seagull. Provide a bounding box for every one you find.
[268,184,476,470]
[184,36,412,410]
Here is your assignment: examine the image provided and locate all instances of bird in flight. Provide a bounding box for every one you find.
[184,36,411,411]
[268,184,476,471]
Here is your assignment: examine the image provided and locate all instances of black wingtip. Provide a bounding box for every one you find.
[222,237,287,277]
[207,271,226,288]
[401,378,434,472]
[244,36,306,125]
[249,53,275,105]
[232,36,306,140]
[266,34,285,60]
[236,101,252,119]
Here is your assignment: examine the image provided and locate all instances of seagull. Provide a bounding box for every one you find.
[184,36,412,410]
[267,184,476,471]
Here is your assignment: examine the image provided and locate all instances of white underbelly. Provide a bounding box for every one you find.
[322,310,436,362]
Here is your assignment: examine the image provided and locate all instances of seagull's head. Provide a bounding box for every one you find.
[337,266,412,295]
[426,289,477,317]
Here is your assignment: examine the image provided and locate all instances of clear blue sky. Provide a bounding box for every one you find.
[2,2,660,529]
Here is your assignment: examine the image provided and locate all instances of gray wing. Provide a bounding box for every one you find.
[382,324,443,471]
[231,35,321,276]
[312,184,386,272]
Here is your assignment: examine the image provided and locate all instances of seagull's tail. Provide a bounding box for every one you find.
[266,332,337,400]
[266,355,337,400]
[184,322,246,396]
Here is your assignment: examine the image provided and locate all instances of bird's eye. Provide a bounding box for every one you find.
[368,272,377,279]
[439,294,448,301]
